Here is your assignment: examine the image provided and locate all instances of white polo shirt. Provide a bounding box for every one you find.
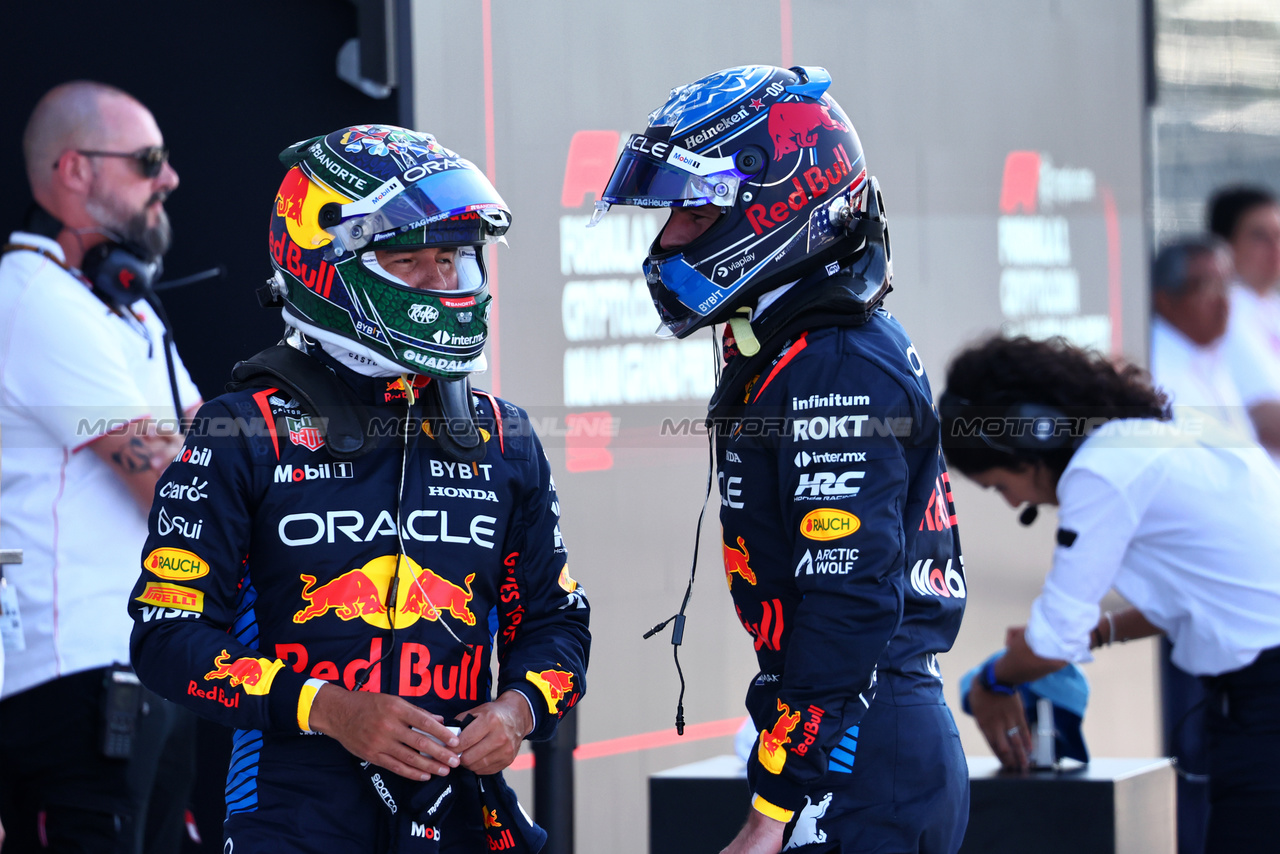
[1222,283,1280,405]
[0,232,200,699]
[1025,415,1280,676]
[1149,316,1257,441]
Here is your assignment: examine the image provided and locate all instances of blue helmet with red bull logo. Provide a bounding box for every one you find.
[266,124,511,379]
[594,65,887,338]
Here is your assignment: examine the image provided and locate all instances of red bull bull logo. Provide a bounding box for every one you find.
[276,166,310,228]
[758,699,802,774]
[768,101,849,159]
[483,806,502,829]
[525,668,576,715]
[204,649,284,696]
[723,536,758,590]
[292,555,476,630]
[402,570,476,626]
[294,571,387,623]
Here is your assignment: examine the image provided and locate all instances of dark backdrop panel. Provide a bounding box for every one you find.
[0,4,399,848]
[0,1,399,397]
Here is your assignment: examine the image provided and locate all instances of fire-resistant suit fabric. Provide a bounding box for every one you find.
[718,310,968,851]
[127,357,589,852]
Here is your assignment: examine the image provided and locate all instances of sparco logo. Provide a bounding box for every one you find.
[408,304,439,324]
[371,773,397,813]
[273,463,353,483]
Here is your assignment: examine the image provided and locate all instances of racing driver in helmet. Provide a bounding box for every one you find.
[596,67,967,853]
[127,125,590,853]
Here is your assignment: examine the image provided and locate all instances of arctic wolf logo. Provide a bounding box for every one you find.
[783,792,832,850]
[769,102,848,159]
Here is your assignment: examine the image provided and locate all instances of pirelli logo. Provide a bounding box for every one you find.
[136,582,205,613]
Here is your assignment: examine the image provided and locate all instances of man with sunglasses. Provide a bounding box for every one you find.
[0,81,200,853]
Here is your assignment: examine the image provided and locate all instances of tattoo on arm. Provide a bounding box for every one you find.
[110,437,153,474]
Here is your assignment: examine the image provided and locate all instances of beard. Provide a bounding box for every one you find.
[85,186,173,259]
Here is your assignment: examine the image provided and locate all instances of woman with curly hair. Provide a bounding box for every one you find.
[940,335,1280,854]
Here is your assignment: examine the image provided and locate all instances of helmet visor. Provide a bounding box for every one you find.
[327,166,510,255]
[601,142,744,208]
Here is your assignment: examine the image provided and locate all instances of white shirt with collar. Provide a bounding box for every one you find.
[1149,316,1257,441]
[1025,415,1280,676]
[0,231,201,699]
[1222,282,1280,405]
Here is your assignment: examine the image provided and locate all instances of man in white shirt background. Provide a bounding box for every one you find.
[1149,234,1280,455]
[1210,187,1280,457]
[0,81,201,853]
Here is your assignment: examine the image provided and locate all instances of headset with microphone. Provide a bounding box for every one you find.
[4,203,220,423]
[937,392,1081,526]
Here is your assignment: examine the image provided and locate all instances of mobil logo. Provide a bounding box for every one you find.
[722,536,758,590]
[526,668,577,714]
[800,509,860,541]
[172,445,212,467]
[757,699,801,774]
[292,554,477,629]
[768,100,848,159]
[273,462,353,483]
[909,557,967,599]
[204,649,284,696]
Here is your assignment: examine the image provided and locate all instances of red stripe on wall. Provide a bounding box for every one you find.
[481,0,501,395]
[506,716,748,771]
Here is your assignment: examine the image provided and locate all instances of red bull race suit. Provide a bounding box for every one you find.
[718,309,967,852]
[127,355,590,853]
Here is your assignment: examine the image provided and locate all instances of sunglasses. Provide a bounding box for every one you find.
[58,145,170,179]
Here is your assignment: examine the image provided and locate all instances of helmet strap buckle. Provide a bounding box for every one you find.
[727,310,761,357]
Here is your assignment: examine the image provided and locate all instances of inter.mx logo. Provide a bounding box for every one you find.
[795,471,864,499]
[794,451,866,467]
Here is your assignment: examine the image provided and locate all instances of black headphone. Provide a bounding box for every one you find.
[938,392,1079,454]
[80,241,162,308]
[21,203,160,310]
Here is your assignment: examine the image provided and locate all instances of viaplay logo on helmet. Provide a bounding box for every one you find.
[681,106,750,150]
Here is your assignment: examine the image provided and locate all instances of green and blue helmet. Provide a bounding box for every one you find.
[268,124,511,379]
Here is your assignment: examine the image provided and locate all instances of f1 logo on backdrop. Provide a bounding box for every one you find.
[561,131,621,208]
